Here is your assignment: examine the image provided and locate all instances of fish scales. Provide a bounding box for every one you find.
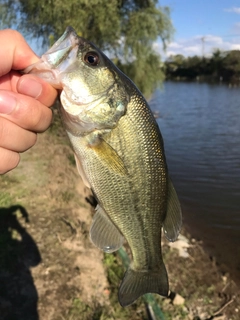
[68,88,167,270]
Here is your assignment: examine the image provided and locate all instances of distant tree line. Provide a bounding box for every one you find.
[164,49,240,83]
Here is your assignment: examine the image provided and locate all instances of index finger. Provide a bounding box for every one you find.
[0,29,39,76]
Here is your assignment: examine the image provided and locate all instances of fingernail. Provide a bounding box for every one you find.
[0,92,17,114]
[18,77,43,99]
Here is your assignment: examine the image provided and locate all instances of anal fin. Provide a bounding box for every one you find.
[90,205,124,253]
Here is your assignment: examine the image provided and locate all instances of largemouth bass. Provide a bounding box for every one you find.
[24,27,182,307]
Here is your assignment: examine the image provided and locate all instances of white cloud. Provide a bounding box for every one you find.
[230,43,240,50]
[182,45,199,54]
[204,35,223,45]
[155,34,240,59]
[224,7,240,14]
[168,42,182,49]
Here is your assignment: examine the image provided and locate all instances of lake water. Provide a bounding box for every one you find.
[149,81,240,281]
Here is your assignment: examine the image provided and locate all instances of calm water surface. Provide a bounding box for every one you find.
[149,81,240,279]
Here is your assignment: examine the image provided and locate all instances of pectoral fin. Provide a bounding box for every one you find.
[90,205,124,253]
[74,154,91,188]
[91,138,127,176]
[163,179,182,242]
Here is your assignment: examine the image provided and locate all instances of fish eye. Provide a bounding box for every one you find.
[84,51,100,66]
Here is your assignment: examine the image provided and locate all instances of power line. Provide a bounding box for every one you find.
[219,34,240,39]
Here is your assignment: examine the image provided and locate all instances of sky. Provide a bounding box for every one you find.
[156,0,240,58]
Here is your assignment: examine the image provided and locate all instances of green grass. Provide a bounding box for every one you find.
[64,252,149,320]
[0,192,15,207]
[61,191,75,204]
[102,252,148,320]
[67,153,76,166]
[66,298,110,320]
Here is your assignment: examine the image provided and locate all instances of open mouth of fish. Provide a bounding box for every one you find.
[23,27,80,89]
[24,26,110,110]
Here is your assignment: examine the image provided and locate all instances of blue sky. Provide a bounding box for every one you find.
[157,0,240,58]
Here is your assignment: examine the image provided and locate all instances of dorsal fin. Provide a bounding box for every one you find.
[163,180,182,242]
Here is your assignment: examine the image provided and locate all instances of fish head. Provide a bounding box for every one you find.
[24,26,129,134]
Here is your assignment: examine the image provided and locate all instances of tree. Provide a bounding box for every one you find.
[0,0,174,97]
[210,49,224,78]
[221,50,240,80]
[0,0,17,28]
[164,54,185,77]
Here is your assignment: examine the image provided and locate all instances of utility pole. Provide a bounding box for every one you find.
[201,36,205,58]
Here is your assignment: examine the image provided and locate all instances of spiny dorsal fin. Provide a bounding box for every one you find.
[163,179,182,242]
[90,205,124,253]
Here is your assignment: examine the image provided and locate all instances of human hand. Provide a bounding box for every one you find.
[0,29,58,174]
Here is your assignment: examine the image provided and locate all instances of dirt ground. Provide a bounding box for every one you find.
[0,110,239,320]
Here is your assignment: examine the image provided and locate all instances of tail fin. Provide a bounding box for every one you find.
[118,264,169,307]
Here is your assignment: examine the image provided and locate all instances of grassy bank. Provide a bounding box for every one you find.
[0,110,239,320]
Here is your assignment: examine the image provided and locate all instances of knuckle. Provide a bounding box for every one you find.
[18,131,37,152]
[36,107,53,132]
[0,117,9,145]
[29,133,37,149]
[2,29,23,40]
[0,148,20,174]
[0,116,37,152]
[24,101,52,132]
[28,105,42,129]
[17,99,43,131]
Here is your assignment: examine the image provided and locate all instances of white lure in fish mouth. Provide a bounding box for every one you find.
[23,26,80,89]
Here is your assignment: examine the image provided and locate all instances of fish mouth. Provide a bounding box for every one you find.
[23,26,80,88]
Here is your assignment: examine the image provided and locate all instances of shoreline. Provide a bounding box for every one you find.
[181,204,240,289]
[161,223,240,319]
